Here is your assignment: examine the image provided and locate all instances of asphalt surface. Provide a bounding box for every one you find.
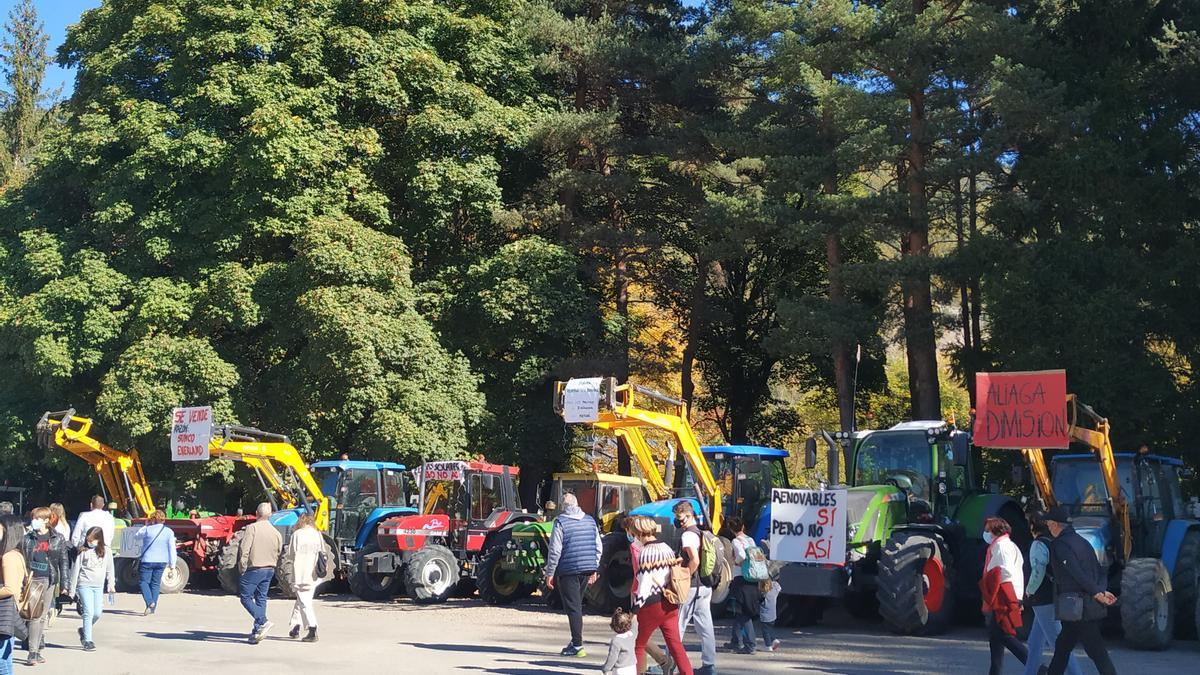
[28,589,1200,674]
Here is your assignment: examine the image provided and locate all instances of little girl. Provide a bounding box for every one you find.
[602,609,638,675]
[758,574,782,652]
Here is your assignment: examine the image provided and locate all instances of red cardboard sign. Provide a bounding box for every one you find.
[973,370,1069,448]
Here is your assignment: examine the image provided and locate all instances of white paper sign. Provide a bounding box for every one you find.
[562,377,603,423]
[769,488,847,565]
[423,461,467,482]
[171,406,212,461]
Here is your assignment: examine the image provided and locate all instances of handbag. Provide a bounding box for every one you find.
[1056,592,1107,622]
[662,564,692,606]
[314,550,329,579]
[17,573,49,621]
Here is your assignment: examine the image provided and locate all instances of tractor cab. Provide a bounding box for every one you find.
[703,445,790,543]
[548,472,647,533]
[307,460,412,550]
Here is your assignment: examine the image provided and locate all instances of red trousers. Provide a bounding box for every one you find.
[635,601,693,675]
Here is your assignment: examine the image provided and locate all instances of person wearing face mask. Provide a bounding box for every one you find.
[672,501,716,675]
[543,492,601,658]
[20,507,70,666]
[65,527,115,652]
[979,517,1027,675]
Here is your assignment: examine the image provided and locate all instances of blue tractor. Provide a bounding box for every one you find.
[1026,399,1200,649]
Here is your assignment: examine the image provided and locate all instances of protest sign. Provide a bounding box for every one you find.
[171,406,212,461]
[561,377,603,423]
[423,461,467,482]
[769,488,847,565]
[973,370,1069,448]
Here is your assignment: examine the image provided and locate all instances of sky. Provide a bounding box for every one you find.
[0,0,100,97]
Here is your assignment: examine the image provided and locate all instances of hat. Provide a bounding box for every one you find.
[1044,505,1071,524]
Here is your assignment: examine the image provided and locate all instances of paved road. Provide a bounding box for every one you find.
[31,590,1200,674]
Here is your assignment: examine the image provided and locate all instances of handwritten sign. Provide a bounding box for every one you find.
[423,461,467,482]
[171,406,212,461]
[973,370,1069,449]
[769,488,847,565]
[561,377,603,423]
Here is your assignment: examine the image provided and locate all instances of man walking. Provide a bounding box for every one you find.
[673,502,717,675]
[71,496,116,547]
[238,502,283,644]
[1044,505,1117,675]
[544,492,601,657]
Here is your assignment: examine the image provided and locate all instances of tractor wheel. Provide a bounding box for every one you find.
[776,594,824,627]
[477,544,535,605]
[1120,557,1174,650]
[877,531,955,635]
[217,530,244,594]
[272,546,297,599]
[1171,529,1200,639]
[708,535,735,619]
[348,543,403,601]
[116,559,139,592]
[404,544,459,604]
[587,533,633,614]
[159,558,191,594]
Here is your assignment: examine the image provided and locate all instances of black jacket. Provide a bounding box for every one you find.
[1049,525,1106,598]
[20,530,71,589]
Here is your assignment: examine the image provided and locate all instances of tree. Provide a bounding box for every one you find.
[0,0,56,187]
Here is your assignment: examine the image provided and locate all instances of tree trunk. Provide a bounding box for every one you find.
[954,176,976,406]
[680,259,710,418]
[902,88,942,420]
[821,70,856,432]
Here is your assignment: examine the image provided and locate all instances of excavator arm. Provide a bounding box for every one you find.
[36,410,156,518]
[208,425,330,532]
[555,378,723,532]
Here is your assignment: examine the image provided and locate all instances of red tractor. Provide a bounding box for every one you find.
[355,460,537,602]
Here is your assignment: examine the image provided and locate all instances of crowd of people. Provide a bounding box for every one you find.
[0,496,324,671]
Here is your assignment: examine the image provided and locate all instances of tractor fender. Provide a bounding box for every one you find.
[356,507,419,549]
[1161,519,1200,575]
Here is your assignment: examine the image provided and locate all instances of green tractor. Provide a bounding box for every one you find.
[476,472,647,608]
[791,421,1029,634]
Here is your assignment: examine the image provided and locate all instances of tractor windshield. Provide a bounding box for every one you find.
[558,480,600,516]
[423,479,464,517]
[1051,458,1134,515]
[853,431,933,501]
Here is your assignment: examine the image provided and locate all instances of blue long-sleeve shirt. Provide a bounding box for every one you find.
[1026,539,1050,596]
[138,523,178,566]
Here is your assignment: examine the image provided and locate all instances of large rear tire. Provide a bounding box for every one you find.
[217,530,244,594]
[1170,529,1200,639]
[477,544,536,605]
[1120,557,1173,650]
[404,545,458,604]
[709,535,735,618]
[349,543,404,601]
[116,559,139,592]
[587,533,633,614]
[877,531,955,635]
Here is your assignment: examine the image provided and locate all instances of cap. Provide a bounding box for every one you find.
[1044,505,1071,524]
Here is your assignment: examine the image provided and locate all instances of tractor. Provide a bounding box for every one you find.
[1023,397,1200,649]
[357,460,537,602]
[786,420,1029,635]
[475,471,648,607]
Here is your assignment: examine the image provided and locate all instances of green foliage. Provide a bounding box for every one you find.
[0,0,57,187]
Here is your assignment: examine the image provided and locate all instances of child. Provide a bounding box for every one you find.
[759,573,782,652]
[602,608,638,675]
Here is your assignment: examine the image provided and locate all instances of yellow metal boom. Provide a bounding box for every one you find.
[554,379,723,532]
[208,425,329,532]
[37,410,156,518]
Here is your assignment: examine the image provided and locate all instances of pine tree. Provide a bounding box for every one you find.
[0,0,54,187]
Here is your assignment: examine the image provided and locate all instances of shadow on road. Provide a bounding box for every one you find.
[140,630,250,644]
[406,642,549,657]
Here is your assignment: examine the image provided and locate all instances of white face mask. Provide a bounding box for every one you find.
[30,518,45,532]
[87,541,98,549]
[983,531,995,545]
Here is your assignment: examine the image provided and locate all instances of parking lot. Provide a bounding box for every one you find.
[29,590,1200,674]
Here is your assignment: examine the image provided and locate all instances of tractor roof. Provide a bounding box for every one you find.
[552,472,646,486]
[888,420,949,432]
[1051,452,1184,466]
[701,445,789,459]
[311,459,406,471]
[466,461,520,475]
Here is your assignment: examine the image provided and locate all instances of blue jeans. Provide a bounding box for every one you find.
[1025,603,1083,675]
[77,586,104,642]
[759,620,776,647]
[239,567,274,631]
[139,562,167,609]
[0,636,12,675]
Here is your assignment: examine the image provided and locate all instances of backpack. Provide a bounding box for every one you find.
[741,538,769,582]
[18,573,49,621]
[663,563,692,606]
[697,530,725,588]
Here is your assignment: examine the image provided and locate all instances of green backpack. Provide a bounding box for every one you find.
[698,530,725,588]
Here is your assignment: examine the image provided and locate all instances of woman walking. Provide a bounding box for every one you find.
[1024,512,1082,675]
[20,507,70,666]
[623,518,674,675]
[628,516,692,675]
[286,513,322,642]
[724,516,762,654]
[980,517,1027,675]
[66,527,115,652]
[136,511,177,615]
[0,516,28,675]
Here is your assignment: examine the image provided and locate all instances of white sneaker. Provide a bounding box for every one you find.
[768,639,781,652]
[257,620,274,640]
